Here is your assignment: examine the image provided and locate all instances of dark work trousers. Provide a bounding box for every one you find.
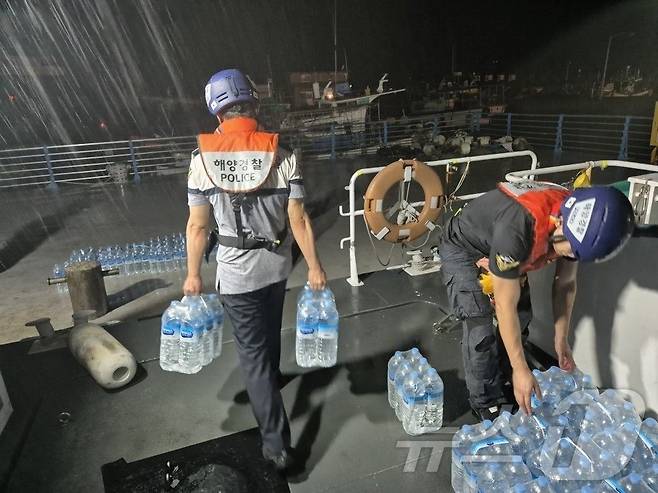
[439,240,532,409]
[219,280,290,455]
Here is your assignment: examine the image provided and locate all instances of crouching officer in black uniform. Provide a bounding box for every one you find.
[438,182,634,420]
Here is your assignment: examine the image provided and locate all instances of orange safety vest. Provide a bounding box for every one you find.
[497,181,570,273]
[197,117,278,193]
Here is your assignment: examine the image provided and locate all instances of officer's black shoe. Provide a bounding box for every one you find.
[263,447,295,472]
[471,405,501,422]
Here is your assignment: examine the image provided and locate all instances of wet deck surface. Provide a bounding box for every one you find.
[0,269,478,492]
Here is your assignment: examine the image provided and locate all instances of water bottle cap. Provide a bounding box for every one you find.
[394,351,403,357]
[512,485,527,493]
[580,486,594,493]
[501,410,511,419]
[629,472,641,484]
[483,419,493,428]
[410,347,420,356]
[532,369,541,376]
[426,368,439,377]
[419,357,428,365]
[557,415,569,426]
[622,421,636,432]
[536,476,549,487]
[645,417,658,428]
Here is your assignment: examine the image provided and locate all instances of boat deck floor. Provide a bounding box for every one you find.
[0,268,489,492]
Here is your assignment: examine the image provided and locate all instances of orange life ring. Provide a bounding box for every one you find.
[363,159,444,243]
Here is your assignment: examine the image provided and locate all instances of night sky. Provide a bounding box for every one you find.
[0,0,655,146]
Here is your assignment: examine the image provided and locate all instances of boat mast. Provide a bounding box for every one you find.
[333,0,338,84]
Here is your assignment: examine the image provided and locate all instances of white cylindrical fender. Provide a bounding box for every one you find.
[69,321,137,389]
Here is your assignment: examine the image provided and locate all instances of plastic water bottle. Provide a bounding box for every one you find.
[463,455,530,493]
[296,283,314,303]
[406,347,422,367]
[159,301,182,371]
[198,296,214,366]
[179,300,202,374]
[414,357,431,376]
[387,351,405,408]
[316,289,339,367]
[401,371,426,435]
[421,368,444,432]
[611,471,656,493]
[513,476,554,493]
[204,293,224,359]
[620,422,656,475]
[394,362,412,419]
[640,417,658,447]
[296,294,318,367]
[451,420,494,493]
[52,264,67,293]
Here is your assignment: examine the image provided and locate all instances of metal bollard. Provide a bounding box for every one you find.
[48,261,119,318]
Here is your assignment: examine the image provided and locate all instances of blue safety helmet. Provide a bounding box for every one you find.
[560,186,635,262]
[204,68,258,116]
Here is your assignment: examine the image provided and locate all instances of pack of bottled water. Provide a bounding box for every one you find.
[295,284,339,368]
[387,347,444,435]
[54,232,188,285]
[159,293,224,374]
[451,366,658,493]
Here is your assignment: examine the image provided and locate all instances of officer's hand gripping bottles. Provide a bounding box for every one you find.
[159,294,224,374]
[295,285,339,368]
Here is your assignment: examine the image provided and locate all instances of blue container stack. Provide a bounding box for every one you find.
[159,294,224,374]
[295,284,339,368]
[451,366,658,493]
[387,347,444,435]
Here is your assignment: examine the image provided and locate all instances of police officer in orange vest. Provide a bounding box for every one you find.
[184,68,326,470]
[438,181,635,420]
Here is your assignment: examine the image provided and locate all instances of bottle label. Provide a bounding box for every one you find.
[468,436,509,454]
[181,325,194,338]
[298,323,316,335]
[162,327,175,336]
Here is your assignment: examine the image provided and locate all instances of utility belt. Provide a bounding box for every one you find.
[216,228,287,252]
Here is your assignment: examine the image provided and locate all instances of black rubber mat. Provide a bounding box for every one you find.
[101,428,290,493]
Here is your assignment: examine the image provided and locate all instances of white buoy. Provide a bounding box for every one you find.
[69,313,137,389]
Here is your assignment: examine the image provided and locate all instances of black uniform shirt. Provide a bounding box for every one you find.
[444,189,535,279]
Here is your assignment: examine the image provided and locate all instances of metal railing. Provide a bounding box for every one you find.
[0,111,480,190]
[0,135,196,189]
[485,113,653,163]
[0,110,654,190]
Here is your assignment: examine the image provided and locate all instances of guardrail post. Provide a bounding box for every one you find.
[553,114,564,164]
[44,145,58,191]
[618,116,630,160]
[383,121,388,146]
[330,124,336,159]
[128,140,141,184]
[506,113,512,136]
